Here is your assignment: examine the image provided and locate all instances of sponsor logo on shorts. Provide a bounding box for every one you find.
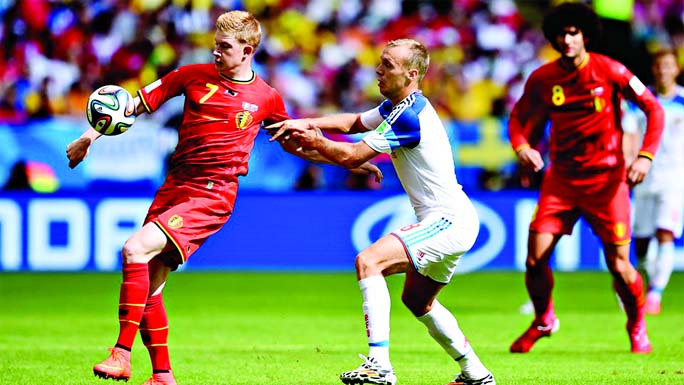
[614,221,626,239]
[168,214,184,229]
[235,111,253,129]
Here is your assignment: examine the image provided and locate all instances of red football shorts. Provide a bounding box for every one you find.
[144,177,237,269]
[530,168,631,245]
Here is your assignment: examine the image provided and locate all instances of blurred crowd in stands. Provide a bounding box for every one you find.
[1,0,683,191]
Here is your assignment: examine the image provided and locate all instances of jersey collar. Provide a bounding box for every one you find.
[219,70,256,84]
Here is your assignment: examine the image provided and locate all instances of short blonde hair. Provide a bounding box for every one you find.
[386,38,430,82]
[216,10,262,49]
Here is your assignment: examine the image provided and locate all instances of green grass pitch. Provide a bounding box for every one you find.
[0,271,682,384]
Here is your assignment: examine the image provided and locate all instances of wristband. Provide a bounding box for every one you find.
[637,152,653,161]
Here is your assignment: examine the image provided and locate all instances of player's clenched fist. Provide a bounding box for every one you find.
[66,137,92,169]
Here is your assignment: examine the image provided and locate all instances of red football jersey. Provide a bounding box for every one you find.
[138,63,290,179]
[509,53,664,175]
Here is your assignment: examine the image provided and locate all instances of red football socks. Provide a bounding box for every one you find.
[614,272,645,322]
[140,293,171,372]
[116,263,150,350]
[526,264,556,324]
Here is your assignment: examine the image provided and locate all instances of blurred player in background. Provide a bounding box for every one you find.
[508,3,664,354]
[66,10,380,385]
[623,48,684,315]
[269,38,495,385]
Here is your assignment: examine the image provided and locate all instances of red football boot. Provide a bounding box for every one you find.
[510,317,560,353]
[628,319,652,354]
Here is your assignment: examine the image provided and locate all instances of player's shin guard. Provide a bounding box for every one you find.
[525,264,555,324]
[116,262,150,350]
[140,293,171,372]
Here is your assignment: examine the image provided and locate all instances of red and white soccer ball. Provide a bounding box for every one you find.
[86,85,136,136]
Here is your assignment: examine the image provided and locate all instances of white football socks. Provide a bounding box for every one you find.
[417,300,489,379]
[638,240,657,280]
[359,276,392,368]
[651,241,675,294]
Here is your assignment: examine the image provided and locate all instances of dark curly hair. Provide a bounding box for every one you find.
[542,2,602,50]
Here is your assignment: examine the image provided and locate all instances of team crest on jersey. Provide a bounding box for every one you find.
[592,87,606,112]
[236,111,253,129]
[168,214,184,229]
[593,96,606,112]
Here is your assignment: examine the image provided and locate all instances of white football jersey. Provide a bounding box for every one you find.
[623,85,684,191]
[361,91,466,220]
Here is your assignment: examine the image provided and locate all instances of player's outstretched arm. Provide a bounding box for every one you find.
[68,96,148,169]
[290,123,378,170]
[274,127,382,183]
[66,128,102,169]
[266,113,365,142]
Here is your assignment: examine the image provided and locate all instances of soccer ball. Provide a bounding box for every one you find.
[86,85,136,136]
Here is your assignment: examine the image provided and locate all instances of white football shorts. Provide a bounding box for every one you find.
[391,197,479,284]
[632,187,684,238]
